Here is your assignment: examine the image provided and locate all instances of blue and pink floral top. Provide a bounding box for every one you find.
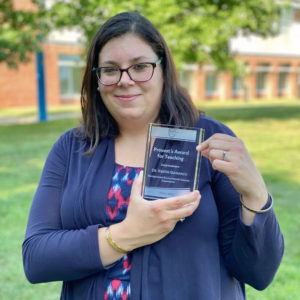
[104,164,142,300]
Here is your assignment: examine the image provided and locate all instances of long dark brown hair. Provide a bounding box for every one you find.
[80,12,199,155]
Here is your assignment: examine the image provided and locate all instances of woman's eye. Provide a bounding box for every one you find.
[102,67,118,74]
[133,63,149,71]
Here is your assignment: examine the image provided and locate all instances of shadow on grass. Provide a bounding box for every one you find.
[204,104,300,122]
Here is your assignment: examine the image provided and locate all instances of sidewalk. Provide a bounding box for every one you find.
[0,112,81,125]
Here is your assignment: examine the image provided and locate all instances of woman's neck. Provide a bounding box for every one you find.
[114,126,149,168]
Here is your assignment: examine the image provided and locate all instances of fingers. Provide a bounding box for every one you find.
[196,133,236,152]
[168,194,201,220]
[198,140,233,153]
[196,134,238,165]
[155,190,200,210]
[207,149,230,161]
[131,172,200,226]
[195,132,265,198]
[196,133,245,165]
[210,158,233,173]
[148,191,201,223]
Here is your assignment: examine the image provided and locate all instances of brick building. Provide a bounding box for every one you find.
[181,3,300,102]
[0,43,83,108]
[1,1,300,108]
[0,0,84,109]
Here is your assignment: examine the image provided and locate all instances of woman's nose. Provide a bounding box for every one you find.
[117,70,135,86]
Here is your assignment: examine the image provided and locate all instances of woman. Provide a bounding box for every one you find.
[23,12,284,300]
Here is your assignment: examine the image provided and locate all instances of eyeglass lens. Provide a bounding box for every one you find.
[97,63,154,85]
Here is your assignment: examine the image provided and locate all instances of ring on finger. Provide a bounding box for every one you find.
[180,218,185,222]
[222,150,227,160]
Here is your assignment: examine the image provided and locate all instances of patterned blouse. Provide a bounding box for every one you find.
[104,164,142,300]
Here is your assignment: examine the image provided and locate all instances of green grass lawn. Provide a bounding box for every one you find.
[0,101,299,299]
[0,105,80,118]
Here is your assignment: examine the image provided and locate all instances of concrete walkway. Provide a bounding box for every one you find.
[0,112,81,125]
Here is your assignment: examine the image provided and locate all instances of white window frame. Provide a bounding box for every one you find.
[58,55,85,99]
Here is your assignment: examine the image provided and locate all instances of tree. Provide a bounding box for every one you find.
[46,0,282,73]
[0,0,284,71]
[0,0,46,68]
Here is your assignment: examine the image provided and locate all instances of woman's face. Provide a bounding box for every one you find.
[98,33,164,128]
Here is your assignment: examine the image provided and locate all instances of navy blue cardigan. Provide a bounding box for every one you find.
[22,116,284,299]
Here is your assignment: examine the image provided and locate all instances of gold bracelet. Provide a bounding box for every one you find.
[240,193,273,214]
[105,226,128,254]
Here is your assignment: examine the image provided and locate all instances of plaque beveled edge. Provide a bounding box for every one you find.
[193,128,205,191]
[142,123,153,198]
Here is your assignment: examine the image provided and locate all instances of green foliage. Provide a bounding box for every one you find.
[0,0,284,71]
[0,0,47,68]
[46,0,281,72]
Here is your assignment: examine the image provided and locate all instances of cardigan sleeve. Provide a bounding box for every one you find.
[208,126,284,290]
[22,132,104,283]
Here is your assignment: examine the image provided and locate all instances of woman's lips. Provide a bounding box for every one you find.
[115,94,140,102]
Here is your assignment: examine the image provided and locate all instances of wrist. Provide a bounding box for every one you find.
[241,186,268,209]
[109,222,135,253]
[240,192,273,214]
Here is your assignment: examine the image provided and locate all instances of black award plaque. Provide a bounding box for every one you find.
[142,123,205,200]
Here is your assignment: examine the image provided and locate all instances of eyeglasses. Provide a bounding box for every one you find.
[92,57,162,86]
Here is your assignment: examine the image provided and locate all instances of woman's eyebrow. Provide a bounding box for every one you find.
[100,56,152,66]
[131,56,151,62]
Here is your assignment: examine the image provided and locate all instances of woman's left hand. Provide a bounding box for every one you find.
[196,133,268,207]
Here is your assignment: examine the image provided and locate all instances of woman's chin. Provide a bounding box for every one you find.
[118,110,144,121]
[117,113,151,127]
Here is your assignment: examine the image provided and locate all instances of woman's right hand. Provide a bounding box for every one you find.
[111,171,201,252]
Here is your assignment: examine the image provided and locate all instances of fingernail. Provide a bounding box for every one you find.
[194,190,201,200]
[196,145,201,151]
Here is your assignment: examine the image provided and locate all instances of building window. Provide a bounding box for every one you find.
[232,77,243,96]
[278,72,288,94]
[278,73,288,95]
[278,64,290,96]
[256,64,271,97]
[180,70,193,91]
[58,54,84,99]
[179,64,198,99]
[279,6,292,32]
[256,72,268,96]
[205,73,219,96]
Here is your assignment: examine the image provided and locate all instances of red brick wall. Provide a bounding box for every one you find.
[0,43,84,109]
[0,1,84,109]
[0,0,39,108]
[236,55,300,100]
[0,55,38,108]
[192,55,300,102]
